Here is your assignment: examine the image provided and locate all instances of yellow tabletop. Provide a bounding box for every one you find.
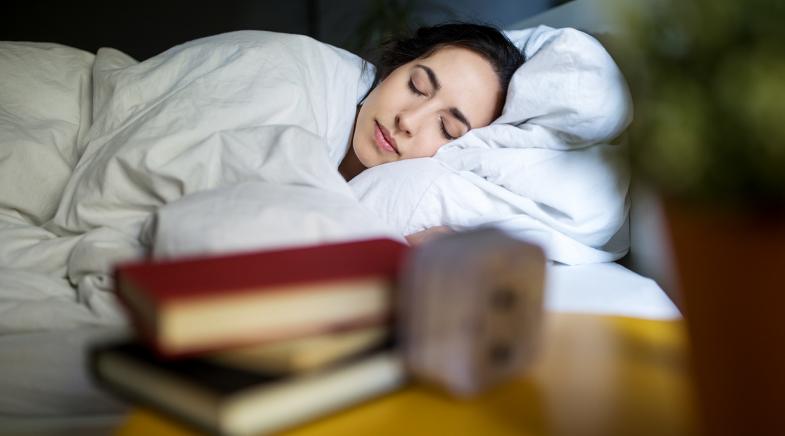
[117,313,698,436]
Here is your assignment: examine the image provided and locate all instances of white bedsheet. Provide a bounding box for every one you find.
[546,262,679,319]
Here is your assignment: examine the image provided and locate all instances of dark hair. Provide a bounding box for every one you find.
[371,22,524,95]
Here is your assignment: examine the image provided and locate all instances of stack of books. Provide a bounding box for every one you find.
[90,238,410,435]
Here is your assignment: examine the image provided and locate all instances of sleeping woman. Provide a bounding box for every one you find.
[338,23,524,244]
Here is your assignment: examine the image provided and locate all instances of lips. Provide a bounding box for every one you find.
[374,120,399,155]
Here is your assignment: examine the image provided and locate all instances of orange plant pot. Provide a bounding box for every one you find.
[664,201,785,436]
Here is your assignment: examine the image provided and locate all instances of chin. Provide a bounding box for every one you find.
[359,149,380,168]
[353,142,374,168]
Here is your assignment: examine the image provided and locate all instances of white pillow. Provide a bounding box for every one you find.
[0,42,94,224]
[348,152,630,266]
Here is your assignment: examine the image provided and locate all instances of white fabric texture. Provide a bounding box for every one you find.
[0,42,122,333]
[545,262,680,319]
[148,181,404,260]
[0,31,390,334]
[350,26,633,264]
[49,31,374,238]
[0,42,94,226]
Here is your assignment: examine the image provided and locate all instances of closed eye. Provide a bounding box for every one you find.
[409,78,456,140]
[408,79,425,96]
[440,117,457,141]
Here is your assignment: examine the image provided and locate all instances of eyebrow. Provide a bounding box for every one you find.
[414,64,473,131]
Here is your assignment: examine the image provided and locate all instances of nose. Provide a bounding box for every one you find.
[395,113,412,137]
[395,106,424,137]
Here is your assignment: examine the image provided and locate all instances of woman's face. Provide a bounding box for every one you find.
[352,46,503,168]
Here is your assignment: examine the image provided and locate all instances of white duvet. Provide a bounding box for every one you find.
[0,32,397,333]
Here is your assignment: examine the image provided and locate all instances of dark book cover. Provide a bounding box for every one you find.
[89,338,402,435]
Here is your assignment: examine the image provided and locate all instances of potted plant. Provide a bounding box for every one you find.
[610,0,785,435]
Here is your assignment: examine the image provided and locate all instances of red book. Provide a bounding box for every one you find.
[114,238,409,357]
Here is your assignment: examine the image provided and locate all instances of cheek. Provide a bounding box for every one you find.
[410,132,448,158]
[356,90,383,140]
[373,86,403,114]
[428,136,448,156]
[359,89,379,121]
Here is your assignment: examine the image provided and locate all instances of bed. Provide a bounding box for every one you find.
[0,1,679,433]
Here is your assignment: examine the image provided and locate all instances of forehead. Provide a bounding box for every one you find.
[414,46,502,127]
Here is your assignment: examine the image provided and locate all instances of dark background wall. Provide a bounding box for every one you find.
[4,0,557,61]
